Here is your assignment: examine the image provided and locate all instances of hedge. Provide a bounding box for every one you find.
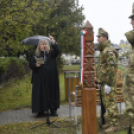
[0,57,30,83]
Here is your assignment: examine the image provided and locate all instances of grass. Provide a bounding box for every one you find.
[0,74,32,112]
[0,65,129,134]
[62,65,80,71]
[0,122,128,134]
[0,72,66,112]
[0,117,80,134]
[0,65,80,112]
[0,116,128,134]
[0,65,126,112]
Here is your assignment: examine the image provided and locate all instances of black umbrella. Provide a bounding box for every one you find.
[21,35,51,45]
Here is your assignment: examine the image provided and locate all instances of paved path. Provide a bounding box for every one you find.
[0,103,126,125]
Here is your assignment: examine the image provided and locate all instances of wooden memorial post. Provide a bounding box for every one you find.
[81,20,97,134]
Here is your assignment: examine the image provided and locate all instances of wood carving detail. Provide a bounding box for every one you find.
[85,43,94,55]
[84,57,95,71]
[84,72,96,88]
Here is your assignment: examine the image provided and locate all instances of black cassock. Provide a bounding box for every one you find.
[29,43,60,113]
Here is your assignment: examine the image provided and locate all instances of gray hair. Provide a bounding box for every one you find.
[35,39,50,56]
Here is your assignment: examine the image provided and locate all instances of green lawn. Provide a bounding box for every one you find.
[0,65,80,112]
[62,65,80,71]
[0,73,66,112]
[0,65,128,133]
[0,65,126,112]
[0,117,128,134]
[62,64,126,76]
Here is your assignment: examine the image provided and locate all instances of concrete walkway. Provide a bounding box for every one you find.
[0,103,126,125]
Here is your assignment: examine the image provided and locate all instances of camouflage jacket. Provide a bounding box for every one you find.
[96,40,118,86]
[123,49,134,91]
[127,50,134,67]
[123,49,134,112]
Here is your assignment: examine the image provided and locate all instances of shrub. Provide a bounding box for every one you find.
[0,57,30,83]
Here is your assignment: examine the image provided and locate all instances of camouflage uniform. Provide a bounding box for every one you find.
[96,28,119,127]
[123,30,134,133]
[122,3,134,133]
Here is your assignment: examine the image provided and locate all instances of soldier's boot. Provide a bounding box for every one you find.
[104,126,119,133]
[102,123,109,129]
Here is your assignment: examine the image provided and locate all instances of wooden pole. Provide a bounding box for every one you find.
[82,20,97,134]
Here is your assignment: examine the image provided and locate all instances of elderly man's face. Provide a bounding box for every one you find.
[131,17,134,30]
[97,36,106,44]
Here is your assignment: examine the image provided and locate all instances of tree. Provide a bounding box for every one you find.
[0,0,43,56]
[35,0,85,55]
[0,0,85,70]
[32,0,85,70]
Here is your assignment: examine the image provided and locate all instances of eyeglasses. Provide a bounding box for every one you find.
[97,36,101,38]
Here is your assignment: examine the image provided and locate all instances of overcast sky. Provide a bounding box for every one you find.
[79,0,134,44]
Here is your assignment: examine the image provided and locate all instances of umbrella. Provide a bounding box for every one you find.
[21,35,51,45]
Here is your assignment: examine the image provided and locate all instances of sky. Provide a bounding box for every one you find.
[79,0,134,44]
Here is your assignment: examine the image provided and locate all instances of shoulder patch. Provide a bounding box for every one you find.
[107,50,114,55]
[108,50,113,54]
[109,59,114,64]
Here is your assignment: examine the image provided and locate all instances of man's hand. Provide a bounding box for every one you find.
[36,62,41,67]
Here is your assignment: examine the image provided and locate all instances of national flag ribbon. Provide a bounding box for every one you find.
[80,30,88,35]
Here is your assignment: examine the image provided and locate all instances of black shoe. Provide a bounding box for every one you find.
[36,112,44,117]
[44,111,50,116]
[51,111,58,116]
[50,108,58,116]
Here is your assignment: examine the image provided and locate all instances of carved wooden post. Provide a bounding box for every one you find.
[82,21,97,134]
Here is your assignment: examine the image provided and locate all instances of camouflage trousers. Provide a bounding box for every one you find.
[123,68,134,133]
[101,84,119,126]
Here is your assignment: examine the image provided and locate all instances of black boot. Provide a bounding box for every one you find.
[36,112,44,117]
[50,108,58,116]
[128,124,132,134]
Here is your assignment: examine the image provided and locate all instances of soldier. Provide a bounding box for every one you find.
[123,3,134,134]
[96,28,119,133]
